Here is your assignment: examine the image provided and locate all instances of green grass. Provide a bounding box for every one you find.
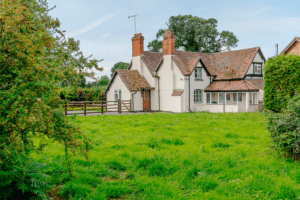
[32,112,300,199]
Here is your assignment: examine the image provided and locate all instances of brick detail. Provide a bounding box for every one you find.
[132,33,144,57]
[162,29,175,55]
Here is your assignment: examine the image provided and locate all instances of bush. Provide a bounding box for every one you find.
[267,94,300,156]
[59,87,106,101]
[264,54,300,112]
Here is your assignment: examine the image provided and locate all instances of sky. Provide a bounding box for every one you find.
[47,0,300,82]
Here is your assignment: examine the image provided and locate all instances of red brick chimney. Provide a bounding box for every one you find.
[162,29,175,55]
[132,33,144,57]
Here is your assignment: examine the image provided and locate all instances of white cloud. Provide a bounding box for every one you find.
[66,10,121,37]
[100,33,112,39]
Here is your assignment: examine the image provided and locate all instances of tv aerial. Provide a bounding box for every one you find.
[128,14,139,34]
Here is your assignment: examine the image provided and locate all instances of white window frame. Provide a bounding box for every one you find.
[249,92,258,105]
[195,68,202,80]
[114,89,121,104]
[194,89,202,103]
[249,92,253,105]
[254,63,262,74]
[218,92,225,104]
[206,92,212,104]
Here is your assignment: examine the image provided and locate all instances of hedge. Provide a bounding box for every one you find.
[59,87,106,101]
[264,54,300,112]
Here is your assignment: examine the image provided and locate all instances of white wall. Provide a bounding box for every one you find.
[106,74,131,102]
[131,91,143,111]
[189,61,211,112]
[157,55,185,112]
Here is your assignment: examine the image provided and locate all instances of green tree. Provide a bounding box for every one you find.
[0,0,101,198]
[98,75,110,86]
[111,62,129,77]
[147,15,239,53]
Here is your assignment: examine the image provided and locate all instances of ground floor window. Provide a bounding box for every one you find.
[194,90,202,103]
[249,92,258,105]
[114,89,121,103]
[238,93,243,102]
[206,93,211,104]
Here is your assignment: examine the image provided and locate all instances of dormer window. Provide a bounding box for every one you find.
[195,68,202,80]
[254,63,262,74]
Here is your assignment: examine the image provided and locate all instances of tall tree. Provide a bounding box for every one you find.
[148,15,239,53]
[111,62,129,77]
[0,0,102,198]
[98,75,110,86]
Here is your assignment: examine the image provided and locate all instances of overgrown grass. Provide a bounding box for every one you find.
[32,112,300,199]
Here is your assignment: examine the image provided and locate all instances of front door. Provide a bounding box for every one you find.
[143,90,150,111]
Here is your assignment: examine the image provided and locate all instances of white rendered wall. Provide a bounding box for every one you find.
[106,74,131,102]
[131,91,143,111]
[189,62,211,112]
[157,55,184,112]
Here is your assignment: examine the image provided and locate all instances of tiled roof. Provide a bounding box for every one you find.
[141,51,163,76]
[173,48,260,79]
[141,47,263,80]
[281,37,300,54]
[204,80,260,92]
[171,90,184,96]
[117,69,151,91]
[245,79,264,90]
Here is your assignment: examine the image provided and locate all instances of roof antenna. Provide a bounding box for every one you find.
[128,14,139,34]
[276,43,278,57]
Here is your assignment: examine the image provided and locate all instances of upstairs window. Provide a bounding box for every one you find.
[194,90,202,103]
[195,68,202,80]
[254,63,262,74]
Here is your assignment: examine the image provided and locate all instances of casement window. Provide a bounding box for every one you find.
[249,92,258,105]
[206,93,211,104]
[218,93,224,104]
[195,68,202,80]
[233,93,237,102]
[254,63,262,74]
[226,93,230,101]
[194,89,202,103]
[238,93,243,102]
[114,89,121,103]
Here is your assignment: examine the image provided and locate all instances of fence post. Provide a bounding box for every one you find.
[101,100,104,115]
[130,99,132,112]
[84,102,86,116]
[118,100,121,113]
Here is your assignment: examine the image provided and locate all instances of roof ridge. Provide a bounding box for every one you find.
[174,47,260,55]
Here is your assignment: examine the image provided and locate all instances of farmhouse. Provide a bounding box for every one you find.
[105,30,266,113]
[281,37,300,56]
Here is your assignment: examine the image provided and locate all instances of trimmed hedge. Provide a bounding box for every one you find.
[59,87,106,101]
[264,54,300,112]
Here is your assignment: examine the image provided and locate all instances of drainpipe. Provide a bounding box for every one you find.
[189,76,191,112]
[158,76,161,111]
[131,91,137,112]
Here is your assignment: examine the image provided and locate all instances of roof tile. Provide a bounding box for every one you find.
[117,69,151,91]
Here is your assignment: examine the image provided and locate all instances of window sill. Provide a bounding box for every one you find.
[195,79,203,81]
[194,102,203,104]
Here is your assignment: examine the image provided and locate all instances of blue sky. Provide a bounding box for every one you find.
[47,0,300,81]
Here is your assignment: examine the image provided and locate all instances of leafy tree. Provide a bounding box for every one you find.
[111,62,129,77]
[99,75,110,86]
[0,0,102,198]
[147,15,239,53]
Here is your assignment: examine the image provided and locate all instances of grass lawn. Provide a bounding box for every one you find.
[32,112,300,199]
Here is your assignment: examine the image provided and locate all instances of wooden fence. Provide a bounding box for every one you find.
[64,100,131,116]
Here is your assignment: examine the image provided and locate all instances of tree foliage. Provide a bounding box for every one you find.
[111,62,129,77]
[264,54,300,112]
[0,0,102,198]
[98,75,110,86]
[147,15,239,53]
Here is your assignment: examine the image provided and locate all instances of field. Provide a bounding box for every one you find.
[32,112,300,199]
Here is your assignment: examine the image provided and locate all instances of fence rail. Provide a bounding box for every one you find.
[64,100,131,116]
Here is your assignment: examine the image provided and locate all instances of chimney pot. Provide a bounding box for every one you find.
[166,29,169,34]
[162,30,175,55]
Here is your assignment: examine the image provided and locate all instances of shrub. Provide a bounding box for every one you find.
[267,94,300,156]
[58,181,92,199]
[264,54,300,112]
